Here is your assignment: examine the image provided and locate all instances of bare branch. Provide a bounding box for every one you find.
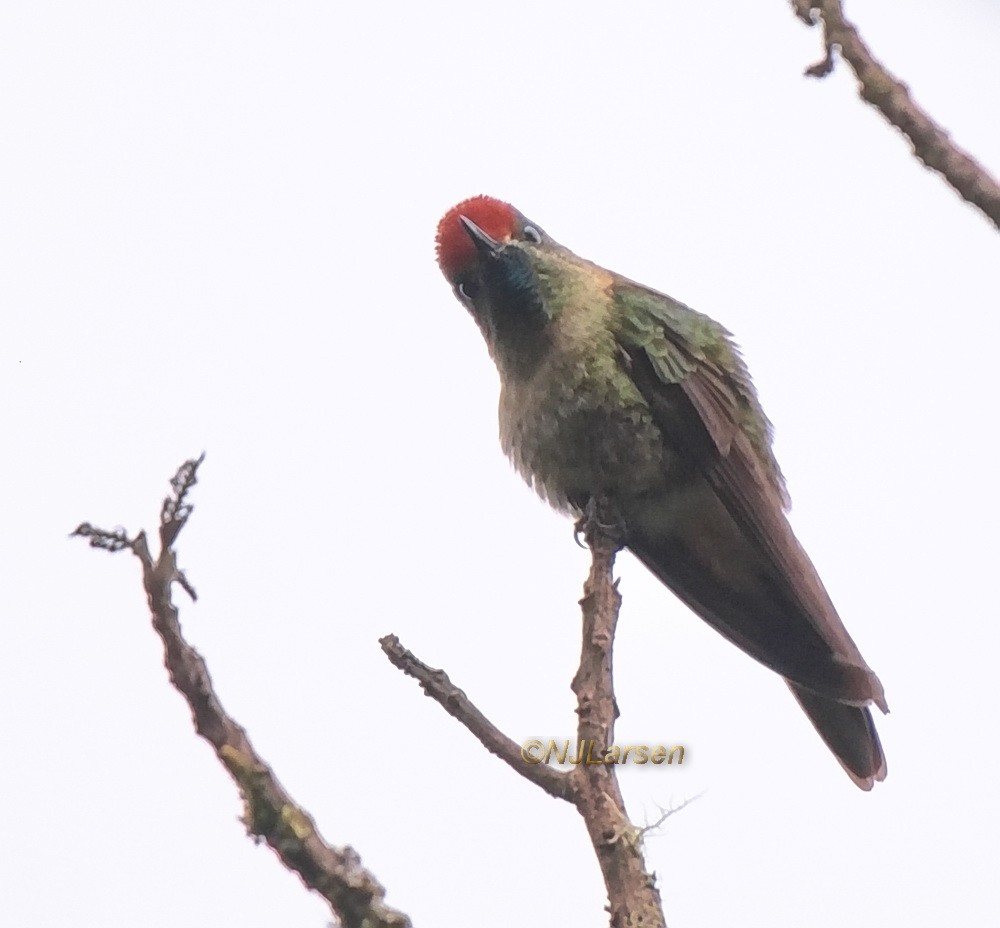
[792,0,1000,231]
[640,793,705,840]
[160,451,204,547]
[569,500,666,928]
[71,522,135,552]
[379,634,573,801]
[75,457,410,928]
[383,498,667,927]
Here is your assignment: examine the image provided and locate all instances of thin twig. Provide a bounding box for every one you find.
[379,635,573,801]
[74,457,410,928]
[641,793,705,840]
[792,0,1000,231]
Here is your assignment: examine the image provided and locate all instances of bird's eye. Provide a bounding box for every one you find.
[458,281,479,300]
[523,225,542,244]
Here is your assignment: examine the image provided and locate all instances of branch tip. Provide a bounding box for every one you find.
[792,0,1000,229]
[76,457,409,928]
[804,46,836,79]
[70,522,135,553]
[160,452,206,546]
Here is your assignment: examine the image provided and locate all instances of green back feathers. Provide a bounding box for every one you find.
[613,281,789,508]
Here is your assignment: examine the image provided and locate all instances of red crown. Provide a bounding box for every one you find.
[435,195,517,281]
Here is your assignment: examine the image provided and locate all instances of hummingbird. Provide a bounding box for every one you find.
[435,194,887,789]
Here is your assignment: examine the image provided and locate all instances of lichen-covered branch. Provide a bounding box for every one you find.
[792,0,1000,231]
[383,502,666,928]
[73,456,410,928]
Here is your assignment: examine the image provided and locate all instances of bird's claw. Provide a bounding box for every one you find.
[574,496,627,550]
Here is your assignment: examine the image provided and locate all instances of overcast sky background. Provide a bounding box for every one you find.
[3,2,998,926]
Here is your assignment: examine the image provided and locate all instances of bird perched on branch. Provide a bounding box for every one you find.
[435,194,887,789]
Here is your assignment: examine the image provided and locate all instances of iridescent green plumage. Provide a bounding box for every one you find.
[614,282,789,507]
[436,196,887,789]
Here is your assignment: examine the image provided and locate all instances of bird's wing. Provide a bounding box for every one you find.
[614,281,886,709]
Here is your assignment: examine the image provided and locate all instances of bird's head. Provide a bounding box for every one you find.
[435,195,555,361]
[435,195,547,286]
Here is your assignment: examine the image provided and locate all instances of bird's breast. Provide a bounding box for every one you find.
[498,353,678,513]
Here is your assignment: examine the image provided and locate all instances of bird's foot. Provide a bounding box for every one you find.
[574,495,627,550]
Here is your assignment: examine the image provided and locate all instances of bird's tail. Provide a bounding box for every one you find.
[787,682,887,790]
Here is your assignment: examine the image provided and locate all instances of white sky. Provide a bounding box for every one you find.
[3,2,999,926]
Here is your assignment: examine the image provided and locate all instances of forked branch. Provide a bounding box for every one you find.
[383,500,667,928]
[73,456,410,928]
